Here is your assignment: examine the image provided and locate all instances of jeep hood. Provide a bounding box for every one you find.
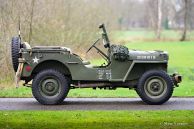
[128,50,169,61]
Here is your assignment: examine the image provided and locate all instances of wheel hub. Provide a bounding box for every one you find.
[150,82,160,92]
[40,78,60,97]
[45,82,55,92]
[144,77,167,98]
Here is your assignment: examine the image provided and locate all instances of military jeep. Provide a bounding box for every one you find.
[11,24,182,105]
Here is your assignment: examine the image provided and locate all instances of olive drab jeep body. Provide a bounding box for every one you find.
[11,24,182,105]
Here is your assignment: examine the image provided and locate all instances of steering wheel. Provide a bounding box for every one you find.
[86,38,100,53]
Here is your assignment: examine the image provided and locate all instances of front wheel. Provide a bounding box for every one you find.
[136,70,174,105]
[32,69,69,105]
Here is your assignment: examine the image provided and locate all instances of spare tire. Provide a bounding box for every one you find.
[11,37,21,72]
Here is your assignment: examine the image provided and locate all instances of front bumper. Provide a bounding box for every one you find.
[171,73,182,87]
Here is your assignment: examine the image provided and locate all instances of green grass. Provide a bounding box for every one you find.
[0,87,138,98]
[111,30,194,42]
[0,111,193,129]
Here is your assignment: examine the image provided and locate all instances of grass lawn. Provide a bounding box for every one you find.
[0,41,194,98]
[0,110,194,129]
[111,30,194,42]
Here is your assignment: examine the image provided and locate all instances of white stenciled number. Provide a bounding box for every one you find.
[97,69,112,80]
[98,70,104,80]
[105,70,112,80]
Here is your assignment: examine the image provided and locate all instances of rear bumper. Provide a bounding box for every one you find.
[15,58,25,88]
[171,73,182,87]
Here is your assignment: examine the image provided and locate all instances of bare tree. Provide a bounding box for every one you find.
[180,0,188,41]
[28,0,36,44]
[157,0,162,39]
[181,0,194,41]
[146,0,162,39]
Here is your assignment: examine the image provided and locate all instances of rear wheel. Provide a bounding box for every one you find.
[136,70,173,105]
[32,69,69,105]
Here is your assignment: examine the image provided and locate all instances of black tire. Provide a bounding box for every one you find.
[32,69,70,105]
[11,37,21,72]
[136,70,173,105]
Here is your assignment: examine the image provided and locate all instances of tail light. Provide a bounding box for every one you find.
[25,65,32,72]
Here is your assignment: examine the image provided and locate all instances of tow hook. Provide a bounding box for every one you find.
[171,73,182,87]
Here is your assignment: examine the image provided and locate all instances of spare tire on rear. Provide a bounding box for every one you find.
[11,37,21,72]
